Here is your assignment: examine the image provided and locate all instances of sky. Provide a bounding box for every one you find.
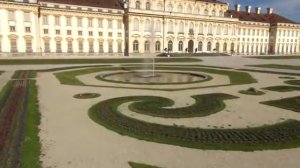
[225,0,300,22]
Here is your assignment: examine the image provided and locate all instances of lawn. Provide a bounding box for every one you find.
[261,96,300,112]
[0,58,201,65]
[248,56,300,59]
[129,162,162,168]
[54,65,257,91]
[262,86,300,92]
[247,64,300,70]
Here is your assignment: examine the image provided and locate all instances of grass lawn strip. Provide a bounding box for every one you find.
[262,86,300,92]
[261,96,300,113]
[0,58,201,65]
[128,94,238,118]
[0,79,40,167]
[20,80,41,168]
[89,95,300,151]
[128,162,162,168]
[247,64,300,71]
[54,66,257,91]
[285,80,300,86]
[247,56,300,59]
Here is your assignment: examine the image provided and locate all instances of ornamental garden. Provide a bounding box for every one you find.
[0,56,300,168]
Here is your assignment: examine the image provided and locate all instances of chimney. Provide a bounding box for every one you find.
[255,7,261,14]
[267,8,273,14]
[235,4,241,12]
[245,5,251,14]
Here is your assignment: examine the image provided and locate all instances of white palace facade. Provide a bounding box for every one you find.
[0,0,299,55]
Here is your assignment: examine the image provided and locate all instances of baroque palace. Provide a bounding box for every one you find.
[0,0,299,55]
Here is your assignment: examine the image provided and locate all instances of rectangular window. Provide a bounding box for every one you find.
[99,32,103,36]
[77,18,82,27]
[98,19,103,28]
[108,32,113,37]
[108,20,113,29]
[8,11,15,21]
[44,40,50,53]
[67,30,72,35]
[24,12,31,22]
[10,39,18,53]
[118,42,122,53]
[44,29,48,34]
[88,18,93,27]
[55,16,60,25]
[78,31,82,36]
[118,20,122,29]
[67,41,73,53]
[10,26,16,32]
[66,17,71,26]
[25,27,31,33]
[42,15,48,25]
[56,29,60,35]
[89,31,93,36]
[99,42,104,53]
[26,39,32,53]
[109,41,113,53]
[78,41,83,52]
[118,33,122,37]
[56,41,62,53]
[89,42,94,53]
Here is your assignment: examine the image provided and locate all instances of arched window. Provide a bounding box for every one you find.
[133,40,139,52]
[157,2,163,10]
[198,42,203,51]
[136,1,141,9]
[223,43,227,52]
[219,11,223,17]
[204,9,209,15]
[177,4,183,13]
[146,1,151,10]
[133,18,139,31]
[216,42,220,52]
[231,43,235,52]
[144,41,150,52]
[178,41,184,51]
[168,20,174,33]
[155,41,161,52]
[167,4,173,12]
[212,10,216,16]
[187,5,192,13]
[189,22,194,34]
[196,8,200,14]
[208,23,213,35]
[179,21,184,33]
[155,20,161,32]
[199,23,204,34]
[168,40,173,51]
[207,42,212,51]
[224,25,229,35]
[217,25,221,35]
[144,19,151,32]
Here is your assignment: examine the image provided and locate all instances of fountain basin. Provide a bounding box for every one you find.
[96,71,211,85]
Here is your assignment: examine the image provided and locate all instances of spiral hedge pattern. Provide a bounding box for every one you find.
[89,94,300,151]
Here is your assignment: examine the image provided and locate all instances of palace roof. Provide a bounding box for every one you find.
[225,10,296,24]
[39,0,122,10]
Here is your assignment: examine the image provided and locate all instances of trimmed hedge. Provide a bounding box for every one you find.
[89,95,300,151]
[128,94,238,118]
